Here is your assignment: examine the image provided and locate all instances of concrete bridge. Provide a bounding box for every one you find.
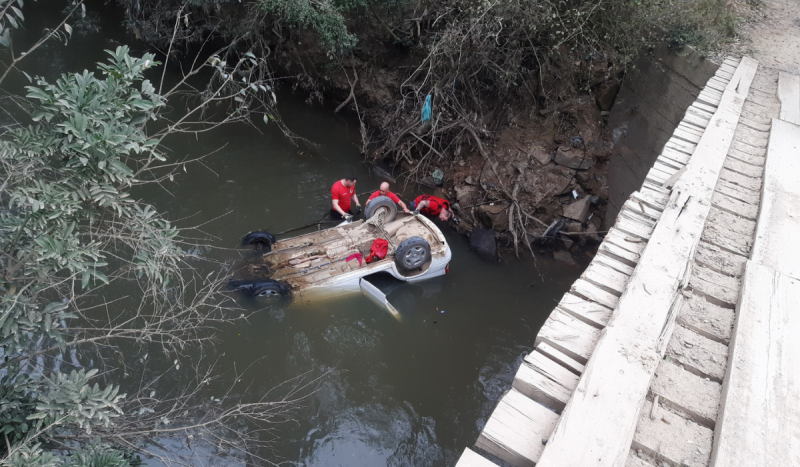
[456,56,800,467]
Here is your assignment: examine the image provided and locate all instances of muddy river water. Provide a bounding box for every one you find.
[144,99,590,466]
[14,7,717,461]
[14,4,599,465]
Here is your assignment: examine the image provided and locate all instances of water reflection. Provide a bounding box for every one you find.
[212,222,583,465]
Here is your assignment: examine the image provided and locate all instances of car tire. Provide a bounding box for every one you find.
[394,236,431,273]
[229,279,290,297]
[364,196,398,223]
[241,230,276,252]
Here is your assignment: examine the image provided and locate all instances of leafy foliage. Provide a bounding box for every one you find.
[0,1,313,462]
[4,439,137,467]
[660,0,740,52]
[0,0,25,47]
[258,0,358,53]
[0,47,181,294]
[0,46,187,464]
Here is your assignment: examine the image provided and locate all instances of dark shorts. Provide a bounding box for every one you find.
[410,201,417,211]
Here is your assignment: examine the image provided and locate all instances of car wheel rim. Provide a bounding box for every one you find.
[403,246,427,268]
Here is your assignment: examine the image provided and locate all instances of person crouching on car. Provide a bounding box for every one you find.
[411,194,453,221]
[366,182,411,214]
[331,173,361,220]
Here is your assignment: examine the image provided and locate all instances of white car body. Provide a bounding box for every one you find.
[234,213,451,312]
[313,214,452,289]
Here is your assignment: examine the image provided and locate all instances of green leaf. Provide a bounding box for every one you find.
[82,270,90,289]
[64,23,72,36]
[130,99,155,110]
[91,269,109,285]
[25,86,50,101]
[0,29,9,48]
[10,6,24,21]
[30,110,51,122]
[109,159,133,177]
[43,302,68,313]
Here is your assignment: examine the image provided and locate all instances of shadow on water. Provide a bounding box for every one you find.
[9,4,592,465]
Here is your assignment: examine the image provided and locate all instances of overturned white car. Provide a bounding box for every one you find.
[229,196,452,307]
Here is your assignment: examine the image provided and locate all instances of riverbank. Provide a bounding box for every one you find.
[111,0,757,262]
[265,3,754,260]
[279,38,622,259]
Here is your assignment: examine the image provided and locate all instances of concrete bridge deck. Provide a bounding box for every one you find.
[456,56,800,467]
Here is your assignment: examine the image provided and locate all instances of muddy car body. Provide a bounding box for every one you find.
[231,198,451,302]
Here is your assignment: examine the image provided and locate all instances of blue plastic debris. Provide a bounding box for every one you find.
[440,310,445,314]
[422,94,432,123]
[432,169,443,185]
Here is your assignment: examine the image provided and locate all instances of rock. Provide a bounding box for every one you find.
[421,175,442,186]
[371,166,396,183]
[454,221,473,236]
[454,185,479,207]
[559,179,578,195]
[553,250,576,266]
[477,203,509,230]
[576,171,590,183]
[529,144,553,165]
[590,141,614,160]
[554,146,594,170]
[469,228,498,261]
[585,224,602,244]
[464,175,475,185]
[567,222,583,233]
[434,188,449,200]
[595,81,620,111]
[560,236,574,249]
[562,197,591,223]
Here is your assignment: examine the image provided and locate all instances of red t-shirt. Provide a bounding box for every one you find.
[368,190,400,204]
[331,181,355,212]
[414,195,449,217]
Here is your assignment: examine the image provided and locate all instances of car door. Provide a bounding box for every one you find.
[359,278,401,321]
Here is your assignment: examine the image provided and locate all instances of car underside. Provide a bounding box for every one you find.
[230,196,452,303]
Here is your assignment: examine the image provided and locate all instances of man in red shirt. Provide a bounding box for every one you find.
[366,182,411,214]
[411,194,453,221]
[331,174,360,220]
